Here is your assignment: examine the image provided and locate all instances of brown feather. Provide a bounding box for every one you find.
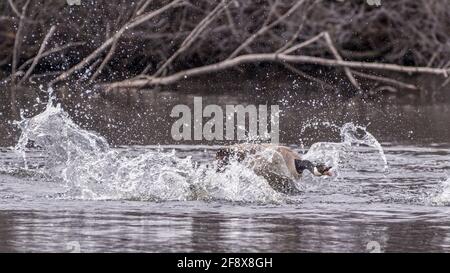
[215,144,303,194]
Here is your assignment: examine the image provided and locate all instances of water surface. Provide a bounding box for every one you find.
[0,82,449,252]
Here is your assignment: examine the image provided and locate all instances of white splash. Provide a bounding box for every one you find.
[302,122,388,179]
[340,123,388,172]
[13,92,387,204]
[431,177,450,206]
[14,93,282,203]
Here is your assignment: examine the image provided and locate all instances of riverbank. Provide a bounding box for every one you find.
[1,1,449,90]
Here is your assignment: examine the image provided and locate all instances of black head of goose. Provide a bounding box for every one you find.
[294,159,333,177]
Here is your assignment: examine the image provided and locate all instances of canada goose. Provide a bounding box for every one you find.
[215,144,332,195]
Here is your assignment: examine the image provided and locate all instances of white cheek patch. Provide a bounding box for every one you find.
[313,167,322,176]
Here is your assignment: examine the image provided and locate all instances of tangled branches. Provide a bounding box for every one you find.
[0,0,449,90]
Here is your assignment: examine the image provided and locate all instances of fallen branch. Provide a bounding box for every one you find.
[49,0,183,86]
[227,0,307,59]
[19,25,56,85]
[280,31,361,89]
[153,0,231,77]
[28,71,64,83]
[105,52,449,89]
[281,55,450,76]
[275,0,318,54]
[1,0,449,86]
[1,42,84,83]
[351,70,419,91]
[7,0,37,23]
[136,0,152,15]
[0,16,15,21]
[89,39,118,83]
[323,32,360,90]
[11,0,30,84]
[225,4,249,52]
[7,0,22,18]
[282,62,336,91]
[89,0,159,82]
[17,42,85,71]
[371,85,398,94]
[276,23,304,53]
[282,32,325,55]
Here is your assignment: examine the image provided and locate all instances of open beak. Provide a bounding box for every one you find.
[323,167,333,176]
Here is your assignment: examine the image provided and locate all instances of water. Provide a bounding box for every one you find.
[0,84,450,252]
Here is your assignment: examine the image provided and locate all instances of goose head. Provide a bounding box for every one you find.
[295,160,332,177]
[313,163,333,177]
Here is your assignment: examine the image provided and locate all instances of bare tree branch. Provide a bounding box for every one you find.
[351,70,419,90]
[7,0,21,18]
[89,40,118,83]
[323,32,360,90]
[227,0,307,59]
[282,62,336,91]
[276,23,304,53]
[11,0,30,84]
[19,26,56,85]
[50,0,183,86]
[17,42,85,71]
[0,16,15,21]
[136,0,153,15]
[105,52,449,89]
[282,32,325,55]
[152,0,231,77]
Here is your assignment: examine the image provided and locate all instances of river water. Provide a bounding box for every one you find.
[0,80,449,252]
